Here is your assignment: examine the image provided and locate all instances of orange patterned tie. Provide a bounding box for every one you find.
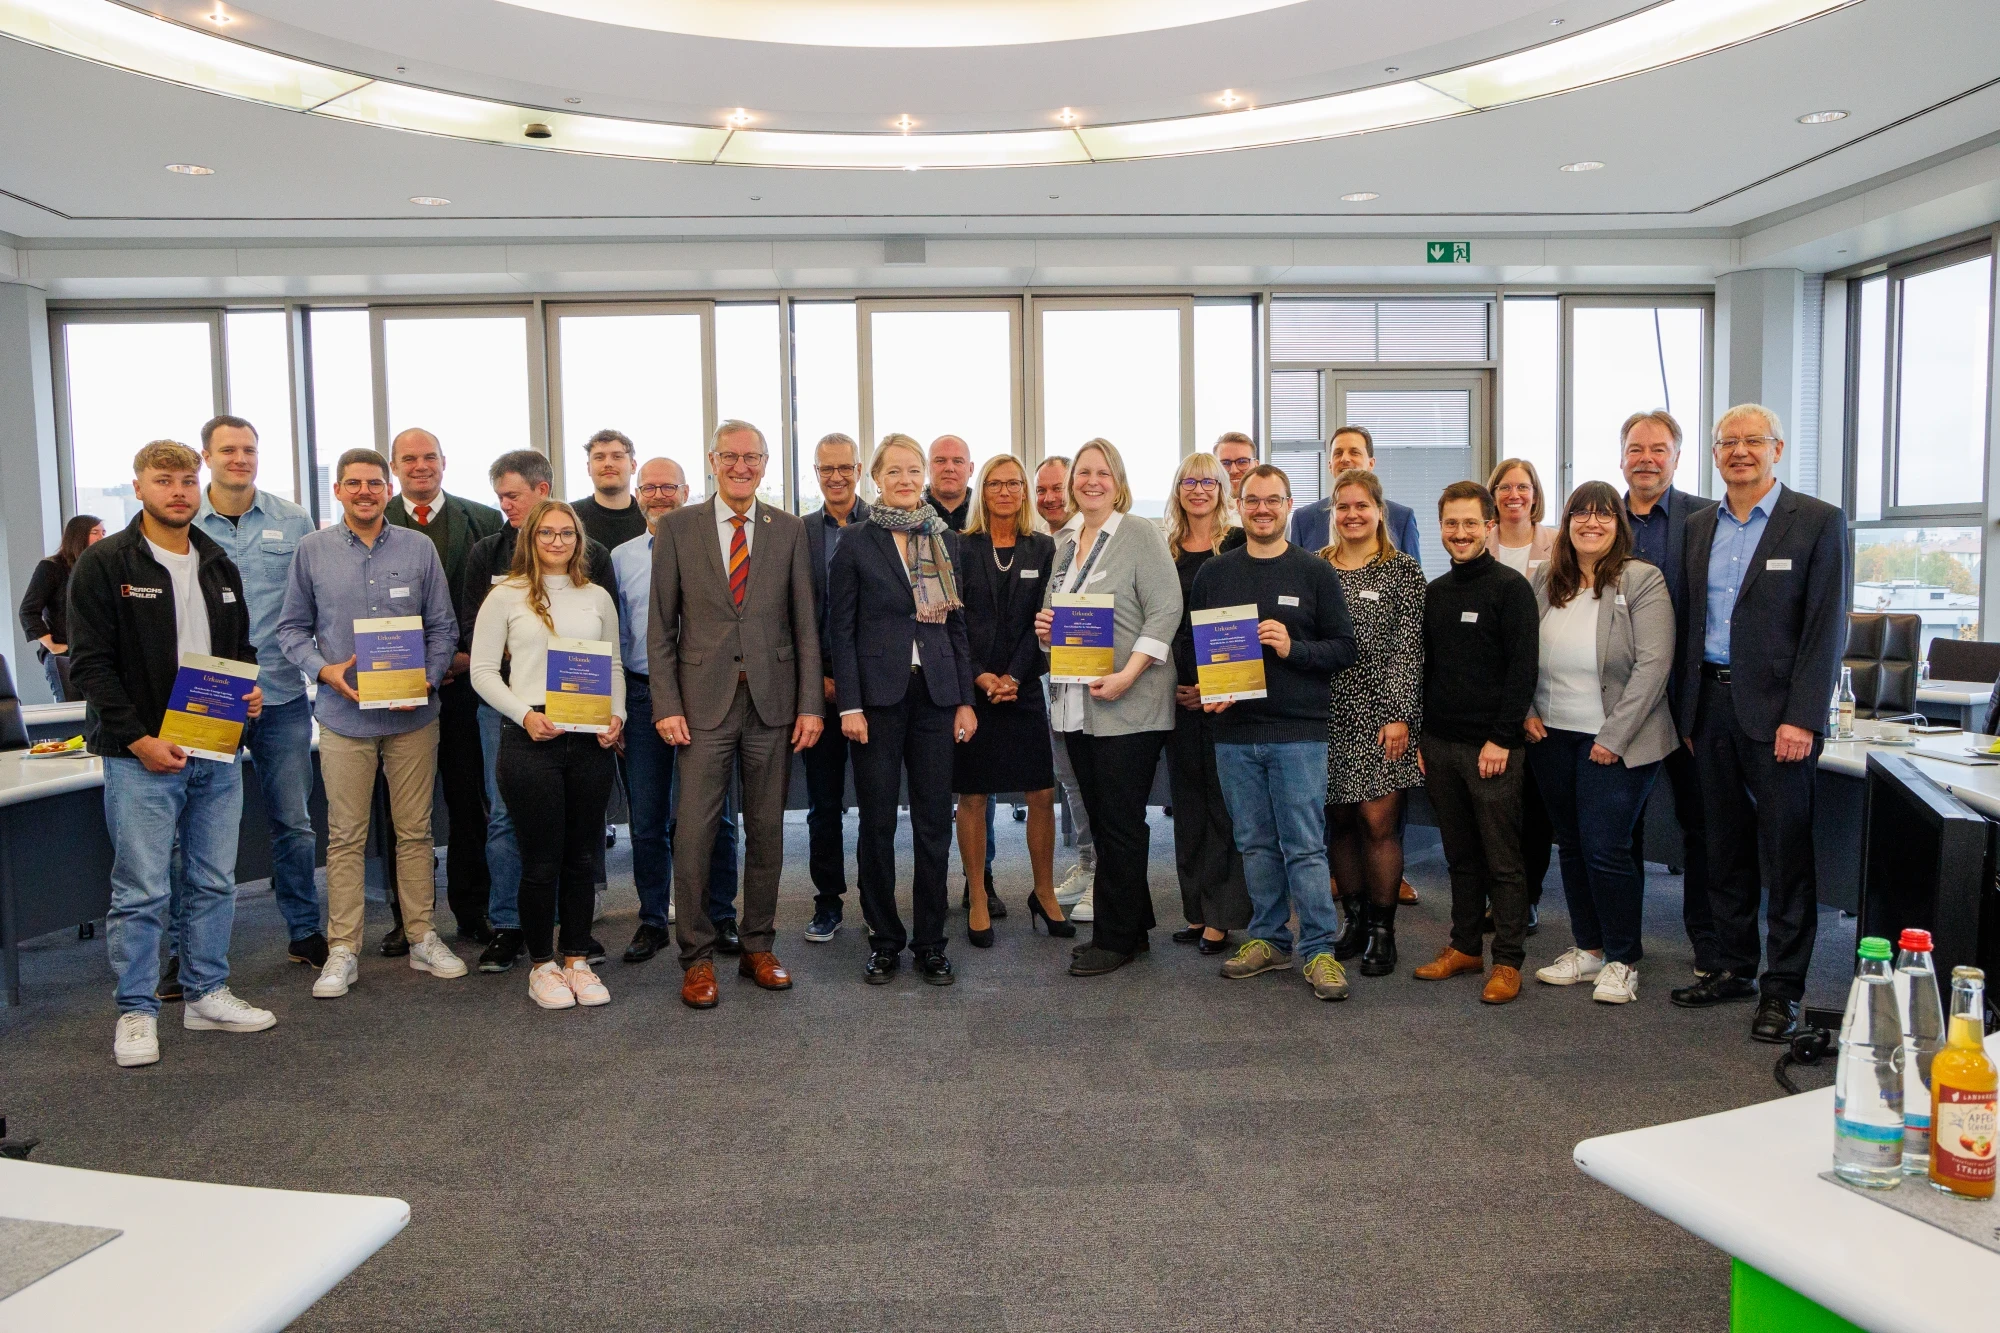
[728,515,749,608]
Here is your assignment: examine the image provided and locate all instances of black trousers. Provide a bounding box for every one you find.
[1065,729,1169,955]
[1421,735,1530,969]
[1165,708,1249,931]
[1636,741,1718,972]
[802,723,852,911]
[1692,676,1821,1000]
[496,725,615,964]
[852,685,955,954]
[436,677,490,932]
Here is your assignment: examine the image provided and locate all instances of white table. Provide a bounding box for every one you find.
[0,1159,407,1332]
[1575,1033,2000,1332]
[1820,722,2000,821]
[1916,679,1992,731]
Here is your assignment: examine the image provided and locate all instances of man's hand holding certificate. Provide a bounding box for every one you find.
[1048,593,1115,683]
[544,636,615,734]
[354,616,428,709]
[156,654,262,762]
[1192,605,1268,704]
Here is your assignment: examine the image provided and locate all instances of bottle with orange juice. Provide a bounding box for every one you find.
[1928,965,1997,1198]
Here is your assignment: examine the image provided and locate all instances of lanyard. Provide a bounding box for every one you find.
[1054,528,1109,594]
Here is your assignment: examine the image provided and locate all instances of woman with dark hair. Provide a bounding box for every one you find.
[1522,480,1677,1006]
[18,513,105,701]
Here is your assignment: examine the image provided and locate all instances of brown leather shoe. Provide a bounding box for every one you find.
[738,951,792,990]
[1413,946,1484,980]
[681,960,718,1009]
[1398,879,1420,905]
[1481,965,1523,1005]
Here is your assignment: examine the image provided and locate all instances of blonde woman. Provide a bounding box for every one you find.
[1164,452,1249,954]
[470,498,626,1011]
[1034,439,1182,976]
[1486,458,1556,576]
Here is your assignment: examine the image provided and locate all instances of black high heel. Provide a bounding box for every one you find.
[968,924,995,948]
[1027,888,1077,938]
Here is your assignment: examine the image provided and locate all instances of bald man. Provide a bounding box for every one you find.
[925,434,973,532]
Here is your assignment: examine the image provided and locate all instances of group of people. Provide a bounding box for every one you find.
[51,397,1844,1071]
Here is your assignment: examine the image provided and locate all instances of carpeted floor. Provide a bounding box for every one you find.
[1,812,1851,1332]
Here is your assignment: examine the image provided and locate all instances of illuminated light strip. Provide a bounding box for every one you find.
[0,0,1858,170]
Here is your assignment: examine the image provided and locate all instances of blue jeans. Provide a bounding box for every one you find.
[1527,728,1660,966]
[105,756,243,1015]
[624,673,739,930]
[478,703,526,931]
[242,694,320,942]
[1215,740,1339,961]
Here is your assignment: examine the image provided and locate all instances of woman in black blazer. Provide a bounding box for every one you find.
[830,434,978,988]
[953,455,1071,947]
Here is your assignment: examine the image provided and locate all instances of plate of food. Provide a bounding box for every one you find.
[24,735,86,759]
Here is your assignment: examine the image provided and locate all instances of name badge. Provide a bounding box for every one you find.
[1278,595,1300,607]
[221,590,237,604]
[1615,594,1627,606]
[1358,589,1380,601]
[389,587,410,599]
[262,529,284,541]
[1020,568,1041,580]
[1766,558,1792,571]
[1460,611,1479,624]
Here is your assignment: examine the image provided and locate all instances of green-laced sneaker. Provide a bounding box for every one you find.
[1304,953,1350,1002]
[1219,938,1293,980]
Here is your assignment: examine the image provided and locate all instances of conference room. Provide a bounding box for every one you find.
[2,1,1999,1329]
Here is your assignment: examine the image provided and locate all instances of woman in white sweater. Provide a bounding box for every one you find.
[471,499,626,1011]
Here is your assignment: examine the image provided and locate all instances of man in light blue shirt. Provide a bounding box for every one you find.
[1702,478,1782,665]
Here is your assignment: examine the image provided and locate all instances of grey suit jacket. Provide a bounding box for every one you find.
[1040,511,1182,736]
[646,496,823,731]
[1530,559,1678,767]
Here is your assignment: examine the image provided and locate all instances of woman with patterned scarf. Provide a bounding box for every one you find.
[828,434,979,989]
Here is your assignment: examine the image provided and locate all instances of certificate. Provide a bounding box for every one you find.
[1192,605,1268,703]
[1048,593,1115,683]
[544,636,615,733]
[354,616,428,709]
[157,653,259,762]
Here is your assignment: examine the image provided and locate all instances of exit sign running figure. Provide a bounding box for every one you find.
[1427,241,1471,263]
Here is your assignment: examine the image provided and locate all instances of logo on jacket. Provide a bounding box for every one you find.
[120,584,162,599]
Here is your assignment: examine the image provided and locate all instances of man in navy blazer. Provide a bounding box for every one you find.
[800,432,863,943]
[1619,410,1721,978]
[1286,426,1421,562]
[1668,405,1847,1044]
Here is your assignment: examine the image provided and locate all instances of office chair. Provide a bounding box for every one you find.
[1842,612,1921,720]
[1925,638,2000,686]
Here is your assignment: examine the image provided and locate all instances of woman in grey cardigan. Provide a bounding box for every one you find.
[1521,481,1676,1007]
[1035,439,1182,977]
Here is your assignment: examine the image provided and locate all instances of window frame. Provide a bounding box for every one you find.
[1559,293,1714,500]
[545,300,715,502]
[370,302,548,495]
[1030,295,1195,475]
[857,296,1024,472]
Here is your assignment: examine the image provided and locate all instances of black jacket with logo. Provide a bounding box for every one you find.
[66,514,255,759]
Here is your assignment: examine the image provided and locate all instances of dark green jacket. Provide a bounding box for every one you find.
[384,491,503,608]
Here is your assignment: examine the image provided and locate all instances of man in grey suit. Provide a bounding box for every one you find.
[648,420,824,1009]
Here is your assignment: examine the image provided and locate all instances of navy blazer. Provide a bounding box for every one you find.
[1627,485,1718,616]
[803,504,859,671]
[1675,485,1848,743]
[956,532,1054,697]
[1289,497,1421,564]
[828,521,976,713]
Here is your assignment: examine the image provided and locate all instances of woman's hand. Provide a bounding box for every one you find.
[1175,684,1203,710]
[841,712,869,745]
[975,672,1004,701]
[954,705,979,744]
[598,716,624,749]
[1378,720,1409,762]
[1523,715,1547,743]
[1090,664,1139,702]
[523,712,561,742]
[992,675,1020,703]
[1034,608,1054,648]
[1589,742,1620,766]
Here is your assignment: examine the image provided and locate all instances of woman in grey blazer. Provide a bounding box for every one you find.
[1034,439,1182,976]
[1522,481,1676,1006]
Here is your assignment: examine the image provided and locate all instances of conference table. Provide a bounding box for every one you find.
[0,1159,406,1331]
[1915,678,1993,732]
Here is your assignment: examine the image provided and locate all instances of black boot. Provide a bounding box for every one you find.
[1359,902,1397,978]
[1332,895,1367,961]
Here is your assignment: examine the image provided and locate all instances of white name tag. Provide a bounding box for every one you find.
[1278,595,1300,607]
[1766,558,1792,571]
[1461,611,1479,623]
[262,529,284,541]
[389,587,409,599]
[1359,589,1380,601]
[1020,568,1041,580]
[221,590,237,604]
[1615,594,1627,606]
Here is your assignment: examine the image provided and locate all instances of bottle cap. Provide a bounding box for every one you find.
[1856,936,1892,961]
[1898,928,1934,952]
[1952,965,1985,982]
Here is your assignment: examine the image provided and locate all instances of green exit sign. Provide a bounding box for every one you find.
[1427,241,1471,263]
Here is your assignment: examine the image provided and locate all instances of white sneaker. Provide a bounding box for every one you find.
[1069,885,1095,923]
[313,946,359,998]
[565,959,610,1007]
[1535,947,1606,986]
[1054,864,1092,906]
[408,931,468,979]
[1593,961,1639,1004]
[183,986,277,1033]
[114,1012,159,1067]
[528,961,576,1010]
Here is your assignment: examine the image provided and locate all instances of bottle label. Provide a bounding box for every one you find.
[1836,1099,1905,1170]
[1934,1086,1998,1184]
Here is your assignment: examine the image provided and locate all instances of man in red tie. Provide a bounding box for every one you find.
[647,420,823,1008]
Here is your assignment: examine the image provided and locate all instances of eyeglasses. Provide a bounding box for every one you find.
[636,482,685,498]
[533,528,579,544]
[1179,478,1221,493]
[814,464,857,478]
[985,479,1026,493]
[1239,496,1288,511]
[1219,457,1255,470]
[338,478,387,493]
[1568,508,1617,527]
[1716,435,1778,451]
[713,451,767,469]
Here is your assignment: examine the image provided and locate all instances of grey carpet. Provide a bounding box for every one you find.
[0,812,1852,1332]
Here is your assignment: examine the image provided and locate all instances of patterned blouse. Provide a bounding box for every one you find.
[1326,550,1427,805]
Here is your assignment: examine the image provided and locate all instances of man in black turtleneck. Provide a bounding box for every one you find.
[1412,480,1540,1005]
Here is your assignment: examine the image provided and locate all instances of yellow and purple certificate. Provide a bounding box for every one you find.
[1049,593,1115,683]
[544,636,614,733]
[1192,605,1267,703]
[157,654,259,762]
[355,616,428,709]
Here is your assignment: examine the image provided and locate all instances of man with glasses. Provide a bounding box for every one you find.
[1214,432,1257,553]
[460,449,618,973]
[572,428,648,552]
[614,456,743,964]
[382,427,504,950]
[801,433,862,941]
[1669,405,1846,1044]
[1033,454,1096,909]
[649,421,823,1009]
[1618,410,1721,981]
[277,448,465,998]
[925,435,974,532]
[1288,426,1422,562]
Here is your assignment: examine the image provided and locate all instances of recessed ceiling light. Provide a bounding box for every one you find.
[894,113,915,131]
[1055,107,1078,125]
[1550,17,1566,25]
[1341,191,1379,201]
[1797,109,1848,123]
[1384,66,1399,73]
[748,194,761,200]
[727,107,753,126]
[1048,193,1060,199]
[1218,89,1242,107]
[164,162,213,174]
[564,96,581,104]
[1560,160,1605,172]
[204,6,231,23]
[408,195,450,206]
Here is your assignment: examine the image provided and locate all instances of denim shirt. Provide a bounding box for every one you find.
[1704,480,1782,665]
[195,488,316,705]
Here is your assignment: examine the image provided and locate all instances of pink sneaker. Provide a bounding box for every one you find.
[565,960,610,1007]
[528,962,575,1010]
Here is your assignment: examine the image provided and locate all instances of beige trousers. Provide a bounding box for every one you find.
[319,720,440,954]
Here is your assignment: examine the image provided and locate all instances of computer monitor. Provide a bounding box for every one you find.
[1857,751,1994,981]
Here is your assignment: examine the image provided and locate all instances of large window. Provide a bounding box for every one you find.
[379,311,534,505]
[58,318,216,529]
[1039,302,1187,518]
[1853,527,1981,659]
[307,309,373,524]
[551,306,707,503]
[1499,297,1559,495]
[792,302,859,513]
[714,303,785,509]
[223,311,297,502]
[1892,254,1993,508]
[1193,299,1256,454]
[863,302,1018,481]
[1568,301,1705,493]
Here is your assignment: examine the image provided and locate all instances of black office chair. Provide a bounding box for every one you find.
[0,655,30,752]
[1842,612,1922,720]
[1926,638,2000,686]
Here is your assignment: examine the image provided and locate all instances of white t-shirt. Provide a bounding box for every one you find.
[147,537,211,660]
[1535,593,1605,735]
[1494,541,1534,576]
